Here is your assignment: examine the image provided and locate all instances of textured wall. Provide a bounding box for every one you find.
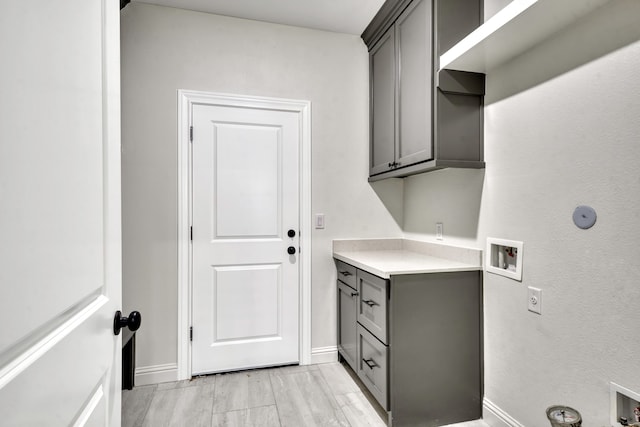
[120,3,402,372]
[404,1,640,425]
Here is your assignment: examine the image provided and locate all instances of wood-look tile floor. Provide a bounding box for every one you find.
[122,362,488,427]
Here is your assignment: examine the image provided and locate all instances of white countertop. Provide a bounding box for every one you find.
[333,239,483,279]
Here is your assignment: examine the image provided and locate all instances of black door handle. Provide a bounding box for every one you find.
[287,229,296,238]
[287,246,296,255]
[114,310,142,335]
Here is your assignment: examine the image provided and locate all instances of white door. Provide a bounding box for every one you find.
[191,101,300,375]
[0,0,122,425]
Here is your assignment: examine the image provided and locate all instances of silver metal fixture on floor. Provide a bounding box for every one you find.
[546,405,582,427]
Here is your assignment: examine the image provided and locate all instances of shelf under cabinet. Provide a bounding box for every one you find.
[439,0,612,73]
[368,158,485,182]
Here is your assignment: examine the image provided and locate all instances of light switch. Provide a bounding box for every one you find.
[315,214,325,229]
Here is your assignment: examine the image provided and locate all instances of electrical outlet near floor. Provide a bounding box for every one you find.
[528,287,542,314]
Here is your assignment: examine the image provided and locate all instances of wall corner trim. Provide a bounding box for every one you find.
[483,398,526,427]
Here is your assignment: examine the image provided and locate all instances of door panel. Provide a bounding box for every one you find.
[192,102,300,374]
[0,0,121,424]
[397,0,433,166]
[0,0,104,357]
[212,265,281,342]
[0,298,110,425]
[213,123,281,238]
[370,29,396,176]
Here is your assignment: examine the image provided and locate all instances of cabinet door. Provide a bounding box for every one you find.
[396,0,433,167]
[357,323,389,410]
[370,29,396,176]
[356,269,388,344]
[337,281,358,370]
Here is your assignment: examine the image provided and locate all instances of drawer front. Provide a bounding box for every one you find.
[335,259,357,288]
[357,323,389,410]
[357,269,388,343]
[337,281,358,370]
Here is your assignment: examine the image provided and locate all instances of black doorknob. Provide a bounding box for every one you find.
[114,310,142,335]
[287,229,296,238]
[287,246,296,255]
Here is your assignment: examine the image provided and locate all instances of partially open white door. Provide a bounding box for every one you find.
[0,0,122,425]
[191,99,301,375]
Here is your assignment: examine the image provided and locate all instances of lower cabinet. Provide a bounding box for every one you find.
[336,259,483,426]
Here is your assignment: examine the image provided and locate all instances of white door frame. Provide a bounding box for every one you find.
[177,90,312,380]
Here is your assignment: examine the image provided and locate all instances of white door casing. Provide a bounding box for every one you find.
[0,0,122,425]
[177,92,311,378]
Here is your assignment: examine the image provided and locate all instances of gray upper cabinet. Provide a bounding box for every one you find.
[364,0,485,181]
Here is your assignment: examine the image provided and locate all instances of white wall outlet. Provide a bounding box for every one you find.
[436,223,443,240]
[528,287,542,314]
[315,213,325,229]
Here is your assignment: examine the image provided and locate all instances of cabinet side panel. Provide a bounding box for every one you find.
[390,272,482,426]
[436,0,482,55]
[436,91,483,161]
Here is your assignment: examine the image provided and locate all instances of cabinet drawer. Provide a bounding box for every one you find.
[357,323,389,410]
[335,260,357,289]
[357,269,388,344]
[337,281,358,370]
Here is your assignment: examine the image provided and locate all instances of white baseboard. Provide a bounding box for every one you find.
[135,348,337,386]
[135,363,179,386]
[310,346,338,365]
[483,398,525,427]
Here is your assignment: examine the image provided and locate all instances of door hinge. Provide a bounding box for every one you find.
[189,126,193,142]
[190,326,193,341]
[190,226,193,241]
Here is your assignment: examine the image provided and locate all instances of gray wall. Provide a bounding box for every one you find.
[121,3,402,371]
[403,1,640,425]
